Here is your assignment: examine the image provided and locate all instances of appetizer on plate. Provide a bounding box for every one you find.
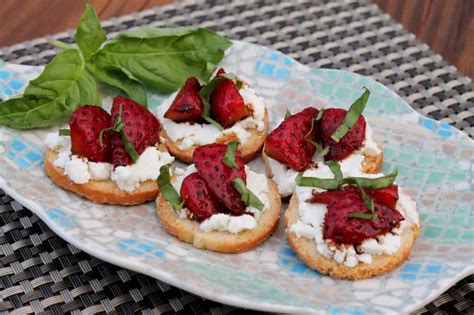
[44,96,174,205]
[262,89,383,198]
[156,142,281,253]
[285,162,420,280]
[157,68,269,163]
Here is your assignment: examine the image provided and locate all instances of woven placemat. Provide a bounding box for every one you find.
[0,0,473,314]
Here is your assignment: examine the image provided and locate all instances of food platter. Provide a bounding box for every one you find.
[0,41,473,314]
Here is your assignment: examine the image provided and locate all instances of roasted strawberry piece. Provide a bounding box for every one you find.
[264,107,319,171]
[70,105,112,162]
[312,187,404,245]
[164,77,204,123]
[180,172,221,221]
[366,184,399,209]
[215,68,226,76]
[319,108,366,161]
[193,143,246,215]
[109,96,161,166]
[210,79,249,128]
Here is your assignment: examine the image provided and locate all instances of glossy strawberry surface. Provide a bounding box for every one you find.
[319,108,366,161]
[180,172,221,221]
[109,96,161,166]
[264,107,319,171]
[193,143,246,215]
[164,77,204,123]
[210,79,249,128]
[70,105,112,162]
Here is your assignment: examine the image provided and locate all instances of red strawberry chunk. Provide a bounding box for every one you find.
[180,172,221,221]
[319,108,366,161]
[215,68,226,76]
[210,79,249,128]
[312,187,404,245]
[193,143,246,215]
[109,96,161,166]
[264,107,319,171]
[70,105,112,162]
[164,77,204,123]
[366,184,399,209]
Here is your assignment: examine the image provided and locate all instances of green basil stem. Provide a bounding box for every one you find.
[222,141,240,169]
[157,165,183,210]
[325,160,343,182]
[315,108,324,121]
[232,178,264,211]
[331,88,370,142]
[59,129,70,136]
[316,145,329,157]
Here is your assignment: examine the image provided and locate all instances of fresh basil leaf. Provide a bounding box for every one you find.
[235,79,243,90]
[295,172,340,190]
[120,130,139,162]
[75,4,107,60]
[223,141,240,169]
[89,27,232,93]
[157,165,183,210]
[343,170,397,189]
[87,63,148,107]
[325,160,343,182]
[285,109,292,119]
[331,88,370,142]
[59,129,70,136]
[0,49,100,129]
[232,178,264,211]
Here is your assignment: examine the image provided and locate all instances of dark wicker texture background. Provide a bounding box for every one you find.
[0,0,473,314]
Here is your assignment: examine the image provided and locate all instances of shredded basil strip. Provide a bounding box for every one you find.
[222,141,240,169]
[295,169,397,190]
[330,88,370,142]
[316,145,329,157]
[304,117,317,147]
[343,169,398,189]
[285,109,292,119]
[325,160,343,182]
[157,165,183,210]
[232,178,264,211]
[295,172,340,190]
[348,212,376,220]
[199,73,237,131]
[235,79,243,90]
[59,129,70,136]
[98,105,139,161]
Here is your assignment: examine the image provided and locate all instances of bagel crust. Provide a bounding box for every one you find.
[156,178,281,253]
[44,148,166,205]
[285,194,420,280]
[160,109,269,164]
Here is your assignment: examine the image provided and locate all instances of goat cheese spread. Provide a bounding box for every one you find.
[290,164,419,268]
[172,165,269,234]
[45,132,174,192]
[157,84,266,149]
[268,123,381,197]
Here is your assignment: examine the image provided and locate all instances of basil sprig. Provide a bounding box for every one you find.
[199,73,237,130]
[232,178,264,211]
[222,141,240,169]
[157,165,183,211]
[0,5,232,129]
[296,169,397,190]
[99,105,139,162]
[348,178,377,221]
[331,88,370,142]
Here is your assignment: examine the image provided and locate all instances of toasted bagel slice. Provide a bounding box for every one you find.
[160,108,269,164]
[44,145,170,205]
[285,193,420,280]
[156,178,281,253]
[262,147,383,198]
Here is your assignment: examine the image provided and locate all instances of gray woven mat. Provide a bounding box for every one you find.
[0,0,473,314]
